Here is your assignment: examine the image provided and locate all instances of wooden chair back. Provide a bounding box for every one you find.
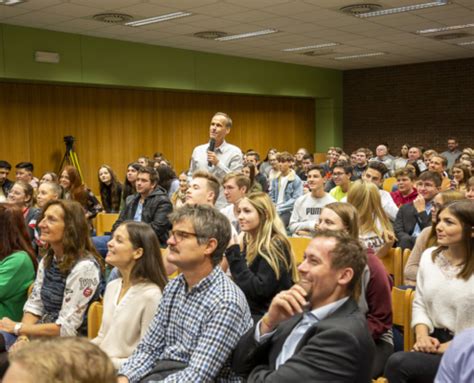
[380,247,402,286]
[383,177,397,192]
[288,237,311,265]
[392,287,414,352]
[87,301,103,339]
[95,213,119,236]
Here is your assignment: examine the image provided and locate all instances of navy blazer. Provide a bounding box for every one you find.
[232,298,375,382]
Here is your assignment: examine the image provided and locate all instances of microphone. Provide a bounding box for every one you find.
[208,138,216,167]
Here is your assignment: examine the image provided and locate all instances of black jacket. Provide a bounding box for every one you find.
[112,186,172,246]
[394,202,432,250]
[232,298,375,383]
[1,178,13,197]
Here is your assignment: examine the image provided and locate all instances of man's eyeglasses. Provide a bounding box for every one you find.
[168,230,199,242]
[332,172,345,177]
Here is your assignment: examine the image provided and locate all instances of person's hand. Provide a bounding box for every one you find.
[117,376,129,383]
[296,230,311,237]
[261,285,308,334]
[436,341,451,354]
[207,151,219,166]
[413,335,440,353]
[413,194,426,213]
[0,317,17,333]
[449,179,458,190]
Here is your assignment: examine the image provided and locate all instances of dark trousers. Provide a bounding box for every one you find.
[372,339,394,378]
[139,360,187,382]
[384,328,453,383]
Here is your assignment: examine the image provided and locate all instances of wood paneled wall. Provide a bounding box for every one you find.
[0,82,315,193]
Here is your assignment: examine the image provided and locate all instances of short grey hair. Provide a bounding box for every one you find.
[41,182,62,198]
[168,204,231,266]
[213,112,233,129]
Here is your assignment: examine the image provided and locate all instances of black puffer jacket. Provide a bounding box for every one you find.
[112,186,172,246]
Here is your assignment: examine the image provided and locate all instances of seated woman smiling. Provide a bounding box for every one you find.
[91,221,168,369]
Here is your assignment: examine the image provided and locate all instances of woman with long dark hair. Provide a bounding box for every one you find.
[92,221,167,369]
[121,162,141,208]
[385,200,474,383]
[59,165,102,222]
[98,165,123,213]
[0,204,36,351]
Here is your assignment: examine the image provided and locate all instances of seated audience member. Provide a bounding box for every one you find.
[98,164,122,213]
[361,161,399,221]
[347,180,395,257]
[170,171,188,208]
[31,182,62,256]
[270,151,303,227]
[259,148,277,178]
[467,176,474,200]
[459,154,473,173]
[4,337,116,383]
[0,160,13,202]
[435,327,474,383]
[295,153,314,181]
[225,192,297,321]
[242,162,263,193]
[246,151,269,192]
[370,144,394,176]
[393,143,410,171]
[320,146,342,180]
[318,202,393,377]
[59,165,103,223]
[94,167,172,256]
[394,171,442,250]
[429,155,451,191]
[0,200,103,376]
[350,151,358,167]
[137,156,150,167]
[391,168,418,207]
[156,164,179,198]
[186,170,220,207]
[294,148,310,176]
[232,230,374,382]
[121,162,141,208]
[266,152,280,186]
[385,200,474,383]
[329,161,353,201]
[15,162,38,189]
[0,204,36,351]
[408,146,428,172]
[406,159,422,178]
[352,148,369,179]
[403,190,465,286]
[221,173,250,233]
[451,163,470,192]
[423,149,438,169]
[7,181,38,241]
[39,171,58,184]
[288,165,336,237]
[92,222,168,369]
[440,137,462,170]
[117,204,252,383]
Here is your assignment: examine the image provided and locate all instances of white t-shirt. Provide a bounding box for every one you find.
[277,175,289,205]
[288,193,337,235]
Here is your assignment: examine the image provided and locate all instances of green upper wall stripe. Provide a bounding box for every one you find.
[0,23,343,150]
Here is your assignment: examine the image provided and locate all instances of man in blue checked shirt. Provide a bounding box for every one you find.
[118,204,252,383]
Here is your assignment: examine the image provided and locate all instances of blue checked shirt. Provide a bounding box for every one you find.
[119,266,253,382]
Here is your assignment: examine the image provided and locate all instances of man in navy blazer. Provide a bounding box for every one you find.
[232,230,375,382]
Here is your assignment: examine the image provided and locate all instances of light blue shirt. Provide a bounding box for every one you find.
[412,201,432,238]
[133,201,143,222]
[255,297,349,369]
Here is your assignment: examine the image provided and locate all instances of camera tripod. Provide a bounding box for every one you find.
[57,136,84,181]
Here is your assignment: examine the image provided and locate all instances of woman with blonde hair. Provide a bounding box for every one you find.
[225,192,298,320]
[347,180,395,257]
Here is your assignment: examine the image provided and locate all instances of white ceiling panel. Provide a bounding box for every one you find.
[0,0,471,70]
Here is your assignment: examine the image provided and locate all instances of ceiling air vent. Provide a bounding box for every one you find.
[340,3,382,16]
[432,32,471,40]
[93,13,133,24]
[193,31,228,39]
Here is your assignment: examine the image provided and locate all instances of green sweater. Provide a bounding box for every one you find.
[0,251,35,321]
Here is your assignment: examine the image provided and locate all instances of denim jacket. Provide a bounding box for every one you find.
[270,170,303,214]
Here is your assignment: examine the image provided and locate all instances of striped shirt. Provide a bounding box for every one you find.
[119,266,253,382]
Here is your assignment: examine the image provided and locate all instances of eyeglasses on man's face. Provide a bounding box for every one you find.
[168,230,199,242]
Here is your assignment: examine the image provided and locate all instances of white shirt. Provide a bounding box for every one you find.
[288,193,336,235]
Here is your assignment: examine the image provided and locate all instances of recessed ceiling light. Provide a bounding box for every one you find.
[215,29,278,41]
[416,23,474,34]
[356,0,448,18]
[334,52,385,60]
[0,0,25,5]
[282,43,338,52]
[125,12,192,27]
[458,40,474,46]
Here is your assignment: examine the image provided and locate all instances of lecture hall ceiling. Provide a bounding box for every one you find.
[1,0,473,70]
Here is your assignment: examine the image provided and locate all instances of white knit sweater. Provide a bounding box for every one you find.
[412,247,474,334]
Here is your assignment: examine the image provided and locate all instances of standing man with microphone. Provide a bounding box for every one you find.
[189,112,243,208]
